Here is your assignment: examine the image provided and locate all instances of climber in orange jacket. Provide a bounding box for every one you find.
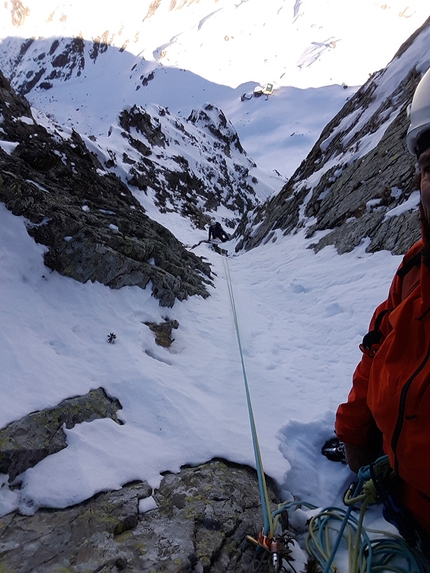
[336,67,430,548]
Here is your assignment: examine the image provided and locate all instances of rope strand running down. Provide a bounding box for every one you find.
[222,253,274,538]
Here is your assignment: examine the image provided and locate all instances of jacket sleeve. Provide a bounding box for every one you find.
[335,304,386,446]
[335,249,415,447]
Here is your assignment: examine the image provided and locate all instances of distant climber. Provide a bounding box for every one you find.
[208,220,229,242]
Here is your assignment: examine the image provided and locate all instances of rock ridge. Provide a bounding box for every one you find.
[0,70,213,307]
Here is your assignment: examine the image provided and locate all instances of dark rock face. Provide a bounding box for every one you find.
[0,71,212,307]
[1,33,265,233]
[0,460,275,573]
[303,94,420,255]
[116,102,259,231]
[237,73,420,255]
[302,70,421,255]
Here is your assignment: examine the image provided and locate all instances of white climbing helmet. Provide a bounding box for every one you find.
[407,67,430,156]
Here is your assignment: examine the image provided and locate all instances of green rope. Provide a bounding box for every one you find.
[273,467,429,573]
[222,253,274,537]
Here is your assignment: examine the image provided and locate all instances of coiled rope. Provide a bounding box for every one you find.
[273,460,429,573]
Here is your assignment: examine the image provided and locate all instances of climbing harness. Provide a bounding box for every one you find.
[222,253,430,573]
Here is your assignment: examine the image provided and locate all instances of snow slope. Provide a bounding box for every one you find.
[0,200,401,519]
[0,0,429,567]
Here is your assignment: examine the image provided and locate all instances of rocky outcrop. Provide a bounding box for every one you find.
[0,460,279,573]
[0,388,122,482]
[303,89,421,255]
[1,34,268,232]
[0,71,212,307]
[302,69,421,255]
[144,318,179,347]
[0,390,284,573]
[236,73,420,255]
[116,102,260,231]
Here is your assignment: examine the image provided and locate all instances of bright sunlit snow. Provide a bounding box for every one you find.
[1,0,429,177]
[0,0,429,562]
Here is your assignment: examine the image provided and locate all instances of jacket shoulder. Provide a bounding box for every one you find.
[403,239,423,259]
[396,240,423,276]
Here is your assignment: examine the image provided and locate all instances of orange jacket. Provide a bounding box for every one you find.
[336,239,430,533]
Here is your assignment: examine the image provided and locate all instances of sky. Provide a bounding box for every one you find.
[1,1,430,569]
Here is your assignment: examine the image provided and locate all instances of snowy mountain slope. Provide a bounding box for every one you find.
[238,17,430,254]
[0,71,216,308]
[1,0,429,184]
[2,0,427,89]
[0,34,284,231]
[1,1,430,563]
[81,100,272,230]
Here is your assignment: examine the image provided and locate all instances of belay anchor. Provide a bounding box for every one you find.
[246,529,295,573]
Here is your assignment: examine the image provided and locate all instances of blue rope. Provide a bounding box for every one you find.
[321,476,366,573]
[222,254,274,537]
